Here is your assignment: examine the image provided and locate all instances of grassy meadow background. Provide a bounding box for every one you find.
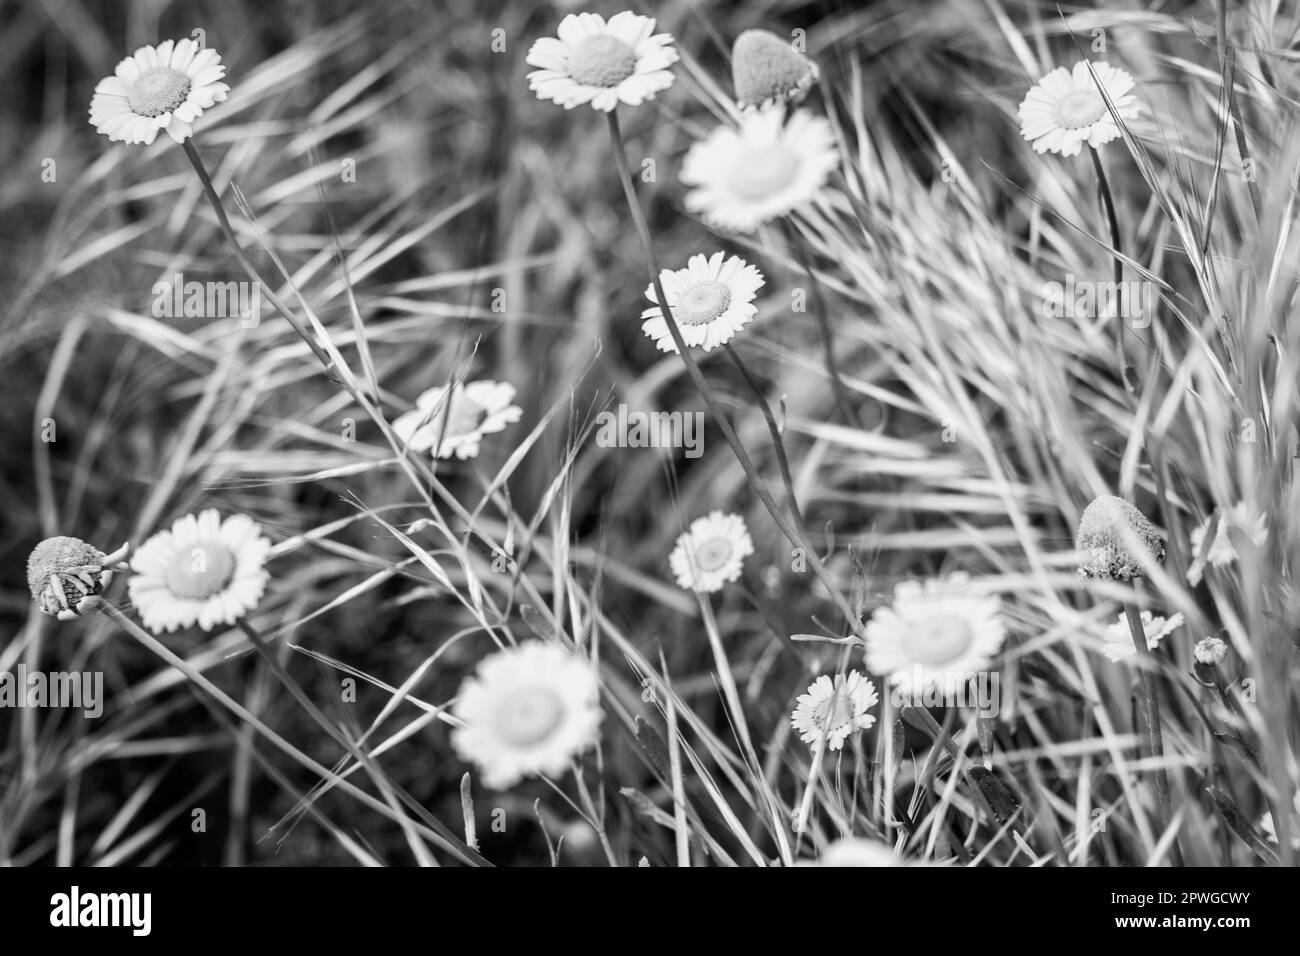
[1,0,1297,866]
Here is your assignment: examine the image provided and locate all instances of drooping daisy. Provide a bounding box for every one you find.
[1075,495,1165,582]
[790,670,878,751]
[89,39,230,146]
[863,572,1005,696]
[28,536,130,621]
[1101,610,1183,663]
[128,510,271,633]
[1187,503,1268,586]
[1017,60,1140,157]
[451,641,602,789]
[525,12,677,112]
[641,252,764,352]
[669,511,754,593]
[681,108,838,233]
[393,380,522,460]
[731,29,819,110]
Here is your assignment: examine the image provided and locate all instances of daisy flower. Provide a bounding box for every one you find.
[641,251,764,352]
[128,510,271,633]
[790,670,878,751]
[89,38,230,146]
[681,108,838,233]
[1187,503,1268,586]
[525,11,677,112]
[731,29,819,110]
[669,511,754,593]
[863,572,1005,696]
[1018,60,1140,157]
[1193,635,1228,666]
[393,380,522,460]
[803,837,906,867]
[451,641,602,789]
[1075,495,1165,582]
[1101,610,1183,663]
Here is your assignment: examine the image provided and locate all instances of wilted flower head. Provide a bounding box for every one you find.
[1193,635,1228,666]
[731,29,818,110]
[525,12,677,112]
[89,39,230,145]
[28,536,129,621]
[1075,495,1164,582]
[1017,60,1140,157]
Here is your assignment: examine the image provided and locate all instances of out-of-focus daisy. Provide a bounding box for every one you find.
[451,641,602,789]
[394,380,522,460]
[525,12,677,112]
[89,39,230,145]
[128,510,270,633]
[1102,610,1183,663]
[1187,503,1268,586]
[681,108,837,233]
[669,511,754,593]
[790,670,878,751]
[731,29,818,110]
[1260,792,1300,850]
[1193,635,1228,666]
[863,572,1005,695]
[1018,60,1140,157]
[801,837,906,867]
[1075,495,1165,582]
[640,251,764,353]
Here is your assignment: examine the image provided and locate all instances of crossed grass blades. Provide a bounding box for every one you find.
[1,0,1297,867]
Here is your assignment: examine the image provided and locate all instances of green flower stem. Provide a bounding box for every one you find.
[1124,600,1183,866]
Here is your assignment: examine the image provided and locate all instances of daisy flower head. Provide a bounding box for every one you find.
[89,39,230,145]
[864,572,1005,697]
[681,107,838,234]
[1193,635,1228,667]
[525,12,677,112]
[669,511,754,593]
[1187,503,1268,586]
[790,670,878,751]
[28,536,130,621]
[641,251,764,353]
[128,510,270,633]
[731,29,819,110]
[393,380,522,461]
[1075,495,1165,582]
[806,837,905,867]
[451,641,602,790]
[1101,610,1183,663]
[1018,60,1140,157]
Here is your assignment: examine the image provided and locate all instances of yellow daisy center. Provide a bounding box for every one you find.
[165,542,236,600]
[813,689,856,731]
[566,35,638,88]
[1054,89,1107,131]
[730,145,801,200]
[908,616,973,666]
[438,392,488,439]
[692,535,735,572]
[494,686,565,747]
[129,67,192,118]
[676,281,732,327]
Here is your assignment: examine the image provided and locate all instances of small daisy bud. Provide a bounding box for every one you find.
[1075,495,1165,582]
[732,29,819,110]
[27,536,114,619]
[1193,636,1228,666]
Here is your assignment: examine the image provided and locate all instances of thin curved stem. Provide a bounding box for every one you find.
[722,342,804,529]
